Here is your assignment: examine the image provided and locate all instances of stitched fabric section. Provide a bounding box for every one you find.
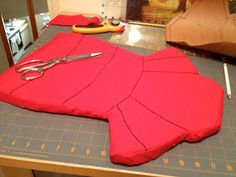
[9,35,85,96]
[62,47,143,119]
[130,96,188,131]
[113,93,188,161]
[108,56,144,113]
[143,49,199,74]
[107,54,193,152]
[117,106,148,151]
[62,46,119,105]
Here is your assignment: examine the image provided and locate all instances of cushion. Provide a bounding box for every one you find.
[0,33,224,165]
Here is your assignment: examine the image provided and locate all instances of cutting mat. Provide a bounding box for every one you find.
[0,25,235,177]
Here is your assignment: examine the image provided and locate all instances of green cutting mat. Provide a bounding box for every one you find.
[0,25,235,177]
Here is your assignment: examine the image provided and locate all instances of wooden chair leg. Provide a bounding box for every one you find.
[26,0,39,41]
[0,14,14,67]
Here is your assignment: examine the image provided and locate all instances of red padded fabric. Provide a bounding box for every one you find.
[0,33,224,165]
[48,15,100,26]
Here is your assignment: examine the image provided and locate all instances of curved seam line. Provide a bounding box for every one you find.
[9,82,29,95]
[144,55,185,63]
[10,35,85,95]
[66,35,85,57]
[130,96,189,132]
[117,106,148,151]
[107,56,144,113]
[63,46,119,105]
[142,56,144,71]
[130,57,144,95]
[143,71,198,74]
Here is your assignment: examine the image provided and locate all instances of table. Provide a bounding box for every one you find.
[0,25,235,177]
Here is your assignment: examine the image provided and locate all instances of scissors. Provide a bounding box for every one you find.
[15,52,102,81]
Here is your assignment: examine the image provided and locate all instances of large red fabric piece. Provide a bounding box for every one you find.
[0,33,224,165]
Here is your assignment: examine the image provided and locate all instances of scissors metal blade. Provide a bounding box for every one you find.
[65,52,103,61]
[91,52,103,57]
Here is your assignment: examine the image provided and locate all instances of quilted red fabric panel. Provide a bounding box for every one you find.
[0,33,224,165]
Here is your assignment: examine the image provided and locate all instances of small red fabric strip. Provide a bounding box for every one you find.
[48,15,100,26]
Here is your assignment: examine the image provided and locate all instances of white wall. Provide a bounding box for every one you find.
[47,0,101,18]
[0,35,10,73]
[47,0,127,19]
